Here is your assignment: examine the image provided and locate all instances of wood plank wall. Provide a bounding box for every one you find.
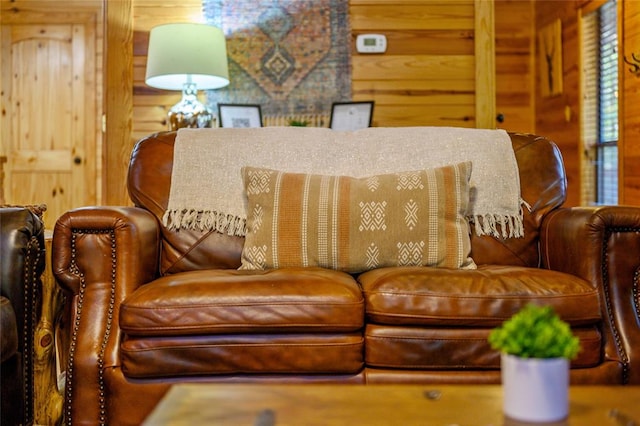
[535,0,582,206]
[350,0,478,128]
[123,0,638,206]
[132,1,533,136]
[494,0,534,133]
[105,0,133,206]
[534,0,639,207]
[350,0,534,131]
[132,0,204,142]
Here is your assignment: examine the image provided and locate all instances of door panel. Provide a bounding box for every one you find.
[2,21,96,229]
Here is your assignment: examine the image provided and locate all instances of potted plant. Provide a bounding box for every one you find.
[488,304,580,423]
[288,119,310,127]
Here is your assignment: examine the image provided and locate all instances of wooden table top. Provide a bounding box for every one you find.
[142,383,640,425]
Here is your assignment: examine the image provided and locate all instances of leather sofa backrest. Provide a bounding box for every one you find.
[127,130,566,275]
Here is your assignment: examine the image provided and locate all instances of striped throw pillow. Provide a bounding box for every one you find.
[240,162,475,273]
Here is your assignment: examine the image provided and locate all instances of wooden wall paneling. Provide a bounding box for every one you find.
[95,5,104,204]
[534,0,582,207]
[474,0,495,129]
[352,80,475,104]
[0,0,98,21]
[541,0,640,207]
[350,3,475,30]
[351,55,475,80]
[620,0,640,205]
[132,53,180,137]
[350,1,478,128]
[132,1,496,131]
[369,29,474,56]
[0,26,9,163]
[132,0,204,30]
[494,0,534,133]
[350,0,472,2]
[374,104,476,127]
[131,0,204,138]
[104,0,133,206]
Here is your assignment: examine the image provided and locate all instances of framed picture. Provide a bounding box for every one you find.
[218,104,263,128]
[538,19,563,98]
[329,101,374,131]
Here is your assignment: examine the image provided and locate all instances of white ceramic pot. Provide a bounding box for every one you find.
[501,353,570,422]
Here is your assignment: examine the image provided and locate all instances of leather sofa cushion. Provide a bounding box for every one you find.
[121,333,364,378]
[359,265,601,326]
[0,296,17,362]
[120,267,364,336]
[364,324,602,370]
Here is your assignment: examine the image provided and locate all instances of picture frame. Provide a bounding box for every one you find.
[329,101,374,131]
[538,19,563,98]
[218,104,263,128]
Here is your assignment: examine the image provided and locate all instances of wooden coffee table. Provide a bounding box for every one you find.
[142,383,640,425]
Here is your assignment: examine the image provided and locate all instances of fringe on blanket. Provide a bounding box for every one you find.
[162,209,246,236]
[469,199,529,239]
[470,214,524,238]
[163,200,530,239]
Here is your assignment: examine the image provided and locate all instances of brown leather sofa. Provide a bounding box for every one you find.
[1,206,46,426]
[52,130,640,425]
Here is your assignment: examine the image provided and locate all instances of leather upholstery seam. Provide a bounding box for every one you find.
[365,310,600,323]
[122,341,364,351]
[122,324,364,332]
[122,301,364,309]
[367,336,489,342]
[364,291,598,299]
[366,335,602,343]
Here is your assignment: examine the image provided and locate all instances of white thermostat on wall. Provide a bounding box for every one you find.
[356,34,387,53]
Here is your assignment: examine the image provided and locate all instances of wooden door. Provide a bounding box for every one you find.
[1,11,99,229]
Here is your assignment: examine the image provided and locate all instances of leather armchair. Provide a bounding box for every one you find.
[541,206,640,384]
[1,207,46,426]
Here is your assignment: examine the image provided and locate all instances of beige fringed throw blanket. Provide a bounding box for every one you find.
[163,127,524,238]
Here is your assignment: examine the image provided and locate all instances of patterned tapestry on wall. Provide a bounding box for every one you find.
[203,0,352,116]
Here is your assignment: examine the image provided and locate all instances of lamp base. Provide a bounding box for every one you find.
[167,83,214,130]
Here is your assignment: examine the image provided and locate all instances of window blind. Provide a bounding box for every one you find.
[599,0,618,144]
[581,0,618,205]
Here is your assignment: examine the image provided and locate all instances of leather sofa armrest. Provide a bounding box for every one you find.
[51,206,160,421]
[52,206,160,295]
[541,206,640,384]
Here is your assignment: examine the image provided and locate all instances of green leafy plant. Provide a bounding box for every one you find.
[488,304,580,359]
[288,119,310,127]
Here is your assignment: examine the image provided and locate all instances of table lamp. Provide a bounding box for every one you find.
[145,23,230,130]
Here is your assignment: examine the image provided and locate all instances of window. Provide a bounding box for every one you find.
[581,0,618,205]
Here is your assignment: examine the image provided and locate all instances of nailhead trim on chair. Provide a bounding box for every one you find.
[64,231,81,425]
[634,268,640,326]
[632,263,640,381]
[65,229,116,426]
[602,226,639,384]
[22,236,42,426]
